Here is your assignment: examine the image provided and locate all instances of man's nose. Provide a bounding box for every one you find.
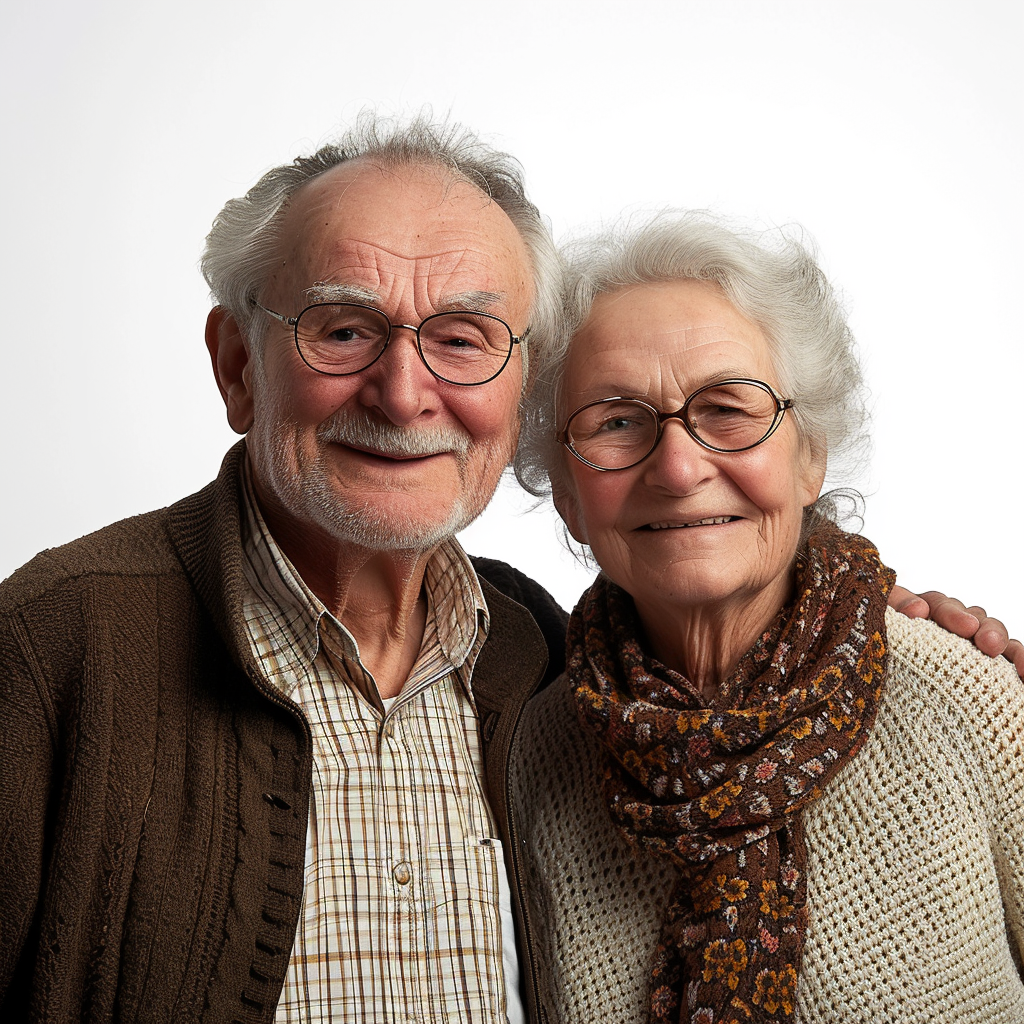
[356,327,440,425]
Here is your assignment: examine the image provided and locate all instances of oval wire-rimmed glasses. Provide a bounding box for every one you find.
[558,378,795,471]
[253,300,528,386]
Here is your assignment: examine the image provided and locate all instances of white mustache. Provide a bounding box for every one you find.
[317,413,472,458]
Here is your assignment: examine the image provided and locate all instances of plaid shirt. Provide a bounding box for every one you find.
[238,470,518,1023]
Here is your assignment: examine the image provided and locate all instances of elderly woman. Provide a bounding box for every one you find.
[511,212,1024,1023]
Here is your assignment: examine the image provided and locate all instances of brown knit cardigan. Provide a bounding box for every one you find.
[0,442,565,1024]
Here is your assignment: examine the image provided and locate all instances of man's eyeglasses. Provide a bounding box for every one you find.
[558,378,795,471]
[253,301,528,386]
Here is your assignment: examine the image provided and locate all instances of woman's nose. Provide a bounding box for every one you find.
[640,418,717,492]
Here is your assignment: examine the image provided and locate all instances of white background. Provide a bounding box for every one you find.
[2,1,1020,624]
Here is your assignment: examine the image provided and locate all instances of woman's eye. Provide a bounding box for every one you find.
[599,415,643,432]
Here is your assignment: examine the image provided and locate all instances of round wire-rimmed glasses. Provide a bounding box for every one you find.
[253,300,527,386]
[558,378,795,471]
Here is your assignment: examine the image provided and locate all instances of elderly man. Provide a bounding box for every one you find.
[0,114,1017,1024]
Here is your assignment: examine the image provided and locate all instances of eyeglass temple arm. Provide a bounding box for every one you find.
[252,300,297,327]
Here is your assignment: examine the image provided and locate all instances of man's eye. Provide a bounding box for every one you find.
[324,325,371,344]
[432,329,490,352]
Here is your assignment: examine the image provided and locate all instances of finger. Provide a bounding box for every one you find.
[888,585,930,618]
[1005,639,1024,679]
[917,591,980,638]
[972,616,1009,657]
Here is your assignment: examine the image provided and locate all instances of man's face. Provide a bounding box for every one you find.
[237,159,534,556]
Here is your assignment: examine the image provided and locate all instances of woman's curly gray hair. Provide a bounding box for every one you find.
[514,210,869,510]
[200,110,562,391]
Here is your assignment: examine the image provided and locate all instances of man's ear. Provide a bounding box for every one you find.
[552,475,588,546]
[205,306,255,434]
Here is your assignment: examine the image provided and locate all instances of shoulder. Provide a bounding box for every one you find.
[471,555,567,616]
[0,448,240,616]
[883,606,1024,757]
[0,506,183,613]
[471,556,569,684]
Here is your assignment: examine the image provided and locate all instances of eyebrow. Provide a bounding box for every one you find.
[303,282,382,305]
[434,291,505,313]
[302,283,505,315]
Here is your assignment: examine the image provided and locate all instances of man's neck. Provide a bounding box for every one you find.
[258,502,438,700]
[315,550,432,700]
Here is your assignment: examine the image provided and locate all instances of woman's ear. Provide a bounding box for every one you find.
[205,306,255,434]
[552,475,589,546]
[798,442,828,508]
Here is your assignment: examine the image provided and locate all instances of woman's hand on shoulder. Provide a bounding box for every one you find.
[889,585,1024,678]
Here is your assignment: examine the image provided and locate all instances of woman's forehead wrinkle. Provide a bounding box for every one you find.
[597,285,645,310]
[682,325,731,340]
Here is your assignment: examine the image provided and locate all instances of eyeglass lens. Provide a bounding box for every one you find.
[567,382,782,468]
[294,303,514,384]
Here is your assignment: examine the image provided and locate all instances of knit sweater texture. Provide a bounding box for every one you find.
[0,443,567,1024]
[510,607,1024,1022]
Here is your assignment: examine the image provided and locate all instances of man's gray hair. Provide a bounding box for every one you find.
[200,110,562,389]
[514,209,869,500]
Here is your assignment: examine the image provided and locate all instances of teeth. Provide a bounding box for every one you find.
[649,516,735,530]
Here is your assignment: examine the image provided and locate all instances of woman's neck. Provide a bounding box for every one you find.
[632,573,793,701]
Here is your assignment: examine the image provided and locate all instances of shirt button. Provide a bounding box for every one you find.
[393,862,412,885]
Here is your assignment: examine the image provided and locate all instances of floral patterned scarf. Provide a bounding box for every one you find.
[570,522,895,1024]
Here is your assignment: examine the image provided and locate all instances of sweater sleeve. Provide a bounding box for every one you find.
[886,610,1024,975]
[972,646,1024,973]
[0,604,55,1006]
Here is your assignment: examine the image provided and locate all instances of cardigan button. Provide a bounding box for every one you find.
[482,713,498,741]
[262,792,291,810]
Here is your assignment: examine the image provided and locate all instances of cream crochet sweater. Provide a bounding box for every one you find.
[510,609,1024,1022]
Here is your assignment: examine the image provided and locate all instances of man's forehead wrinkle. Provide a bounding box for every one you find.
[349,238,478,264]
[299,242,507,296]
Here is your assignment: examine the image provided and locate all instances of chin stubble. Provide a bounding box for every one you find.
[272,410,495,551]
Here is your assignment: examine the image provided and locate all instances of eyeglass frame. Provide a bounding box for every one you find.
[252,299,529,387]
[557,377,796,471]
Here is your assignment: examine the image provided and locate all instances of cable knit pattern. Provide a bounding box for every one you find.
[510,608,1024,1022]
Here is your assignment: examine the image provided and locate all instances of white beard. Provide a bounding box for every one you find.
[260,406,506,552]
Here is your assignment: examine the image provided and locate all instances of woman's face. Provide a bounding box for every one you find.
[556,279,825,632]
